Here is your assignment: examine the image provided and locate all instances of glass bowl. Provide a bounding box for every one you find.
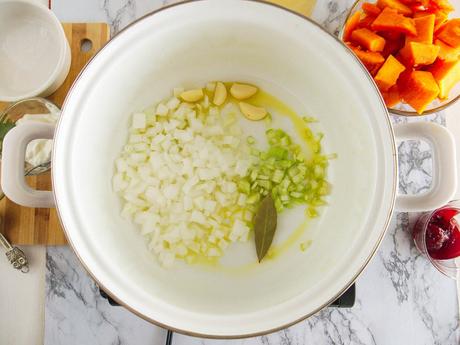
[0,97,59,178]
[413,201,460,279]
[339,0,460,116]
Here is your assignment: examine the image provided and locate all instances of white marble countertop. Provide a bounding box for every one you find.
[41,1,459,344]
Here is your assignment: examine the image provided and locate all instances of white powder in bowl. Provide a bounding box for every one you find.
[15,111,59,167]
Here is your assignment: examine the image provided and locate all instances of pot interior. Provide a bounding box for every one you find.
[53,0,396,337]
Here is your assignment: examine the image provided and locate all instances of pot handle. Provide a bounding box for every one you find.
[394,122,457,212]
[1,123,55,208]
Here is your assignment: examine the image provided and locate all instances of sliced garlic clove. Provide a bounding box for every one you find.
[206,82,216,92]
[213,82,227,106]
[230,83,258,100]
[239,102,267,121]
[180,89,204,102]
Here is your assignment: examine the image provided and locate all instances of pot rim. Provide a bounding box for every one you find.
[51,0,397,338]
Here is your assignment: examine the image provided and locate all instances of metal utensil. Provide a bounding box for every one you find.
[0,232,29,273]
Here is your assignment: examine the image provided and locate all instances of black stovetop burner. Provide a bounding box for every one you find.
[99,283,355,345]
[99,283,356,308]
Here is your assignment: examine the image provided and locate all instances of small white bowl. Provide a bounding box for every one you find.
[0,0,71,102]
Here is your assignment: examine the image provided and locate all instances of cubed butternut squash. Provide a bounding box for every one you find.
[351,46,386,69]
[434,11,449,29]
[358,15,377,29]
[381,30,405,40]
[435,39,460,61]
[342,0,460,113]
[374,55,407,91]
[382,85,401,107]
[399,41,440,65]
[371,7,417,35]
[432,0,455,12]
[344,10,362,41]
[437,19,460,48]
[398,70,440,113]
[434,10,449,32]
[351,28,386,52]
[395,52,412,68]
[370,64,383,76]
[406,14,435,44]
[382,35,406,57]
[377,0,413,15]
[362,2,382,16]
[429,59,460,98]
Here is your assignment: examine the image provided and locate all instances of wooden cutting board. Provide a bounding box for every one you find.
[0,1,315,245]
[269,0,316,16]
[0,23,110,245]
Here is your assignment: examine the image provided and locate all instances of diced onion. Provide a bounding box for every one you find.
[114,92,253,267]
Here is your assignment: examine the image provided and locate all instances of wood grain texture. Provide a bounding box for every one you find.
[0,23,110,245]
[268,0,317,16]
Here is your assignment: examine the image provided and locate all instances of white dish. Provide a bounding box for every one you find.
[0,0,70,101]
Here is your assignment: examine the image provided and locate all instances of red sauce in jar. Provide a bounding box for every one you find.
[420,208,460,260]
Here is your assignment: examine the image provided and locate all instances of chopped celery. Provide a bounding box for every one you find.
[241,126,333,222]
[258,180,271,190]
[306,207,318,218]
[268,146,288,159]
[290,191,303,198]
[264,113,272,126]
[302,116,318,123]
[238,180,251,194]
[247,136,256,145]
[272,170,284,183]
[280,195,290,202]
[247,193,260,204]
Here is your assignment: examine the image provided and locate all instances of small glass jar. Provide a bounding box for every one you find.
[413,200,460,279]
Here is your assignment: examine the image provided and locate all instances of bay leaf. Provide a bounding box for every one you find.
[254,195,277,262]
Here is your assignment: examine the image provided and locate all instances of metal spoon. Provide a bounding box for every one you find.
[0,233,29,273]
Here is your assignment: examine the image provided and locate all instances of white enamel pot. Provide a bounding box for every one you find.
[1,0,457,338]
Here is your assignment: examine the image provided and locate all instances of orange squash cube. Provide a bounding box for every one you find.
[382,85,401,107]
[371,7,417,35]
[435,39,460,61]
[344,11,362,41]
[370,64,382,76]
[437,19,460,48]
[398,70,440,113]
[358,15,377,29]
[351,46,386,70]
[429,59,460,98]
[362,2,382,16]
[432,0,455,12]
[434,10,449,32]
[377,0,413,15]
[351,28,386,52]
[382,35,406,57]
[374,55,407,91]
[406,14,435,44]
[380,30,404,41]
[399,41,440,65]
